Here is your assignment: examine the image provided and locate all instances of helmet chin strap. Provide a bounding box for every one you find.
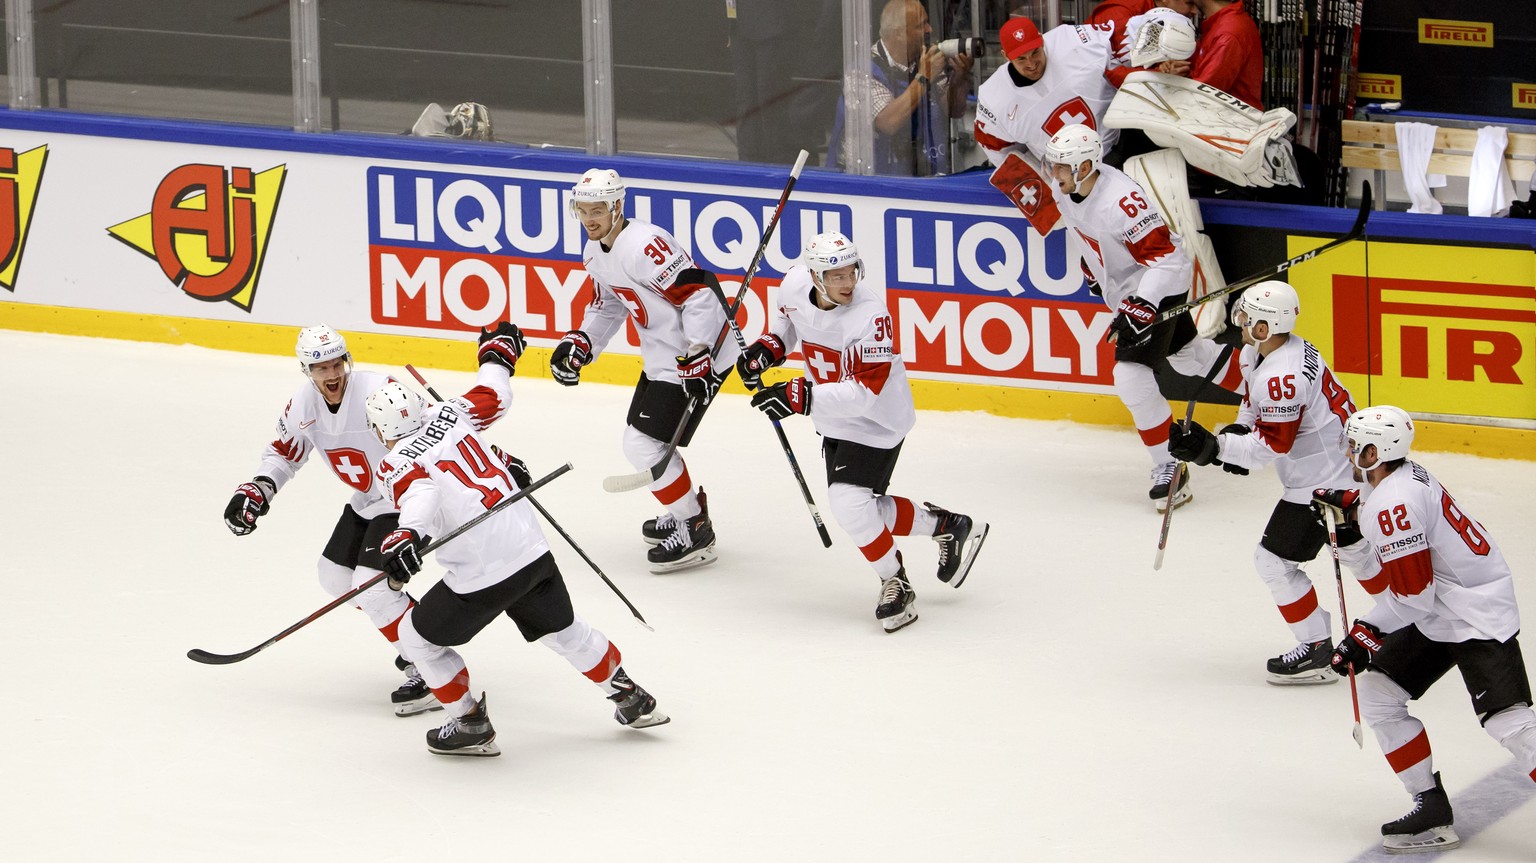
[813,274,846,307]
[600,204,624,247]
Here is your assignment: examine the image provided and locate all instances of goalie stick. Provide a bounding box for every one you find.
[187,462,573,665]
[404,364,653,630]
[603,148,810,494]
[1153,181,1371,325]
[1324,506,1365,748]
[1154,343,1235,570]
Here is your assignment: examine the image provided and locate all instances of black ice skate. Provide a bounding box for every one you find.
[606,667,670,729]
[1381,772,1459,854]
[876,570,918,633]
[391,658,442,717]
[1150,461,1192,512]
[924,502,989,588]
[641,511,675,545]
[646,489,718,573]
[426,693,499,757]
[1266,638,1338,686]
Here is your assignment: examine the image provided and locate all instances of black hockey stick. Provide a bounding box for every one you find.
[1324,506,1365,748]
[603,148,811,493]
[187,462,573,665]
[1154,181,1371,325]
[405,364,653,630]
[703,277,833,547]
[1154,343,1235,570]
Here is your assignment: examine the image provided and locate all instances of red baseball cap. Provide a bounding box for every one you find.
[1000,17,1043,59]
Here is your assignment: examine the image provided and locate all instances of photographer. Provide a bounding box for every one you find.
[826,0,974,176]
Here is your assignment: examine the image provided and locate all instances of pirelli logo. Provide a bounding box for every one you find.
[1418,19,1493,47]
[1356,73,1402,100]
[1515,83,1536,110]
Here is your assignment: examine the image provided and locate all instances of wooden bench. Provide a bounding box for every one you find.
[1341,119,1536,210]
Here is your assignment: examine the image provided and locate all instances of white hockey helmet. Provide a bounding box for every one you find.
[1235,280,1299,335]
[1044,124,1102,173]
[804,231,864,282]
[1128,8,1198,66]
[1345,405,1415,469]
[295,325,350,369]
[570,168,625,218]
[365,381,428,443]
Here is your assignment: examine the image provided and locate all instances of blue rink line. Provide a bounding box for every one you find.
[1347,761,1535,863]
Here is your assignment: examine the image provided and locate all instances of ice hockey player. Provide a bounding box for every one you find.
[1044,123,1242,510]
[223,324,506,717]
[366,373,669,757]
[1315,405,1536,853]
[738,232,988,633]
[550,168,738,573]
[1167,281,1385,683]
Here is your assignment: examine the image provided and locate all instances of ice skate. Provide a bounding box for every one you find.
[607,667,670,729]
[1150,461,1191,513]
[425,693,499,757]
[391,661,443,717]
[1381,772,1459,854]
[1265,638,1338,686]
[875,570,918,633]
[924,502,988,588]
[647,490,718,573]
[641,511,675,545]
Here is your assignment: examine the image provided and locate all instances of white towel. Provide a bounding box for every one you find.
[1394,121,1444,214]
[1468,125,1516,217]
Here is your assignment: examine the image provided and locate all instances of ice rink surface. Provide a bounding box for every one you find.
[4,332,1533,862]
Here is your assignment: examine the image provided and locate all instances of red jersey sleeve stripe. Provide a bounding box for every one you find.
[661,278,709,306]
[457,386,508,428]
[393,464,430,500]
[973,121,1018,153]
[1255,417,1300,454]
[273,437,307,463]
[1384,548,1435,597]
[848,355,893,395]
[1125,224,1177,266]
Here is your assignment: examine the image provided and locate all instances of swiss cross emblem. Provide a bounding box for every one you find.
[1012,26,1027,43]
[1042,97,1095,137]
[327,447,373,493]
[801,342,843,384]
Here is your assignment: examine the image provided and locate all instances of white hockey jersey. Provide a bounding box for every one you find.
[1054,163,1189,309]
[1358,461,1520,644]
[257,369,400,520]
[1218,336,1359,504]
[767,267,914,450]
[975,23,1121,167]
[578,219,740,382]
[375,375,543,595]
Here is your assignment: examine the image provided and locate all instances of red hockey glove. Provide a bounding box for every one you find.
[1330,620,1383,676]
[477,321,526,373]
[380,528,423,590]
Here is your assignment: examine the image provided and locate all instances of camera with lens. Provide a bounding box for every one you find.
[936,36,984,58]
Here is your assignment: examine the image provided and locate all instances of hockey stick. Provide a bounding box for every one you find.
[1154,342,1235,570]
[1324,506,1365,748]
[187,463,573,665]
[1153,181,1371,325]
[405,364,653,630]
[602,148,810,494]
[703,277,833,547]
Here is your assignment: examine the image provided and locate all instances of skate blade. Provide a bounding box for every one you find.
[1154,488,1192,514]
[625,711,671,729]
[648,547,719,574]
[428,741,501,757]
[880,608,919,633]
[1383,826,1459,854]
[946,522,989,589]
[394,698,445,717]
[1265,670,1338,686]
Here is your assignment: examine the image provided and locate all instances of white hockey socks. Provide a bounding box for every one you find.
[1359,671,1437,795]
[540,616,624,694]
[1254,546,1330,643]
[829,482,902,579]
[396,610,476,716]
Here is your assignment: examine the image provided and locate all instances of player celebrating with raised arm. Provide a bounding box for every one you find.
[1167,282,1387,683]
[1315,407,1536,854]
[222,323,524,716]
[1045,124,1242,510]
[550,168,738,573]
[365,381,668,757]
[738,232,988,633]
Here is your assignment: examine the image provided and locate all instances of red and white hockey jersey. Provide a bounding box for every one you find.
[577,219,740,381]
[375,378,542,594]
[975,23,1121,166]
[766,267,914,450]
[1358,461,1520,644]
[1054,163,1189,309]
[1219,337,1359,504]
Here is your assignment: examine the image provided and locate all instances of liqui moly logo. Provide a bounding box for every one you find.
[108,163,287,309]
[1418,19,1493,47]
[0,144,47,292]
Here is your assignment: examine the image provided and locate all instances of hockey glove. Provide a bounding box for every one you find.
[1167,420,1219,466]
[735,333,787,390]
[1216,424,1251,475]
[1311,488,1362,530]
[223,476,277,536]
[1330,620,1384,677]
[751,377,812,421]
[1080,260,1102,298]
[380,528,424,590]
[1108,295,1159,347]
[677,346,721,406]
[489,444,531,490]
[477,321,527,373]
[550,330,593,386]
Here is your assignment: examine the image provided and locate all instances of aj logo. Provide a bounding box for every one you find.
[108,163,286,309]
[0,144,49,292]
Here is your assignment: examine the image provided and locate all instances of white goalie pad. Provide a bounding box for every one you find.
[1126,9,1198,67]
[1124,148,1227,338]
[1106,72,1300,188]
[410,101,495,141]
